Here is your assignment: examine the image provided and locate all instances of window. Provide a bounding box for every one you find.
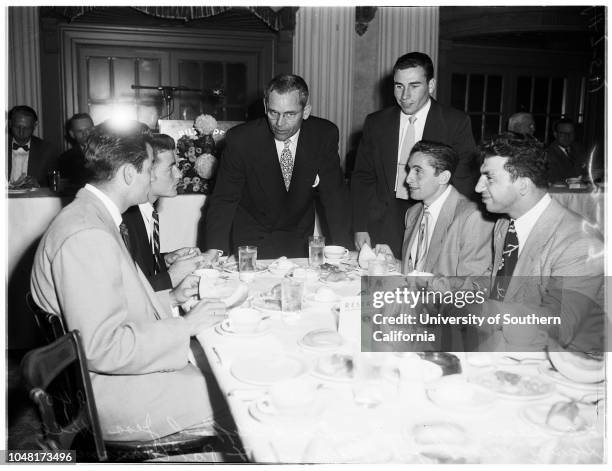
[516,76,566,142]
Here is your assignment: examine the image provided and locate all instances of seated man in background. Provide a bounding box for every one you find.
[30,121,225,441]
[7,105,57,187]
[545,118,587,184]
[473,133,604,352]
[507,112,536,138]
[123,133,206,291]
[58,112,94,189]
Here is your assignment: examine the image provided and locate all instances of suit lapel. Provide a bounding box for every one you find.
[252,121,287,204]
[401,203,423,272]
[382,109,402,194]
[425,187,459,272]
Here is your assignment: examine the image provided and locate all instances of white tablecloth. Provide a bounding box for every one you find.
[195,259,605,464]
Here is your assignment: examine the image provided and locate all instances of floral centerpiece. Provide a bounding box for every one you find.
[176,114,219,194]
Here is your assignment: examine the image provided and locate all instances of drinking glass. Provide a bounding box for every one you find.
[238,246,257,281]
[281,278,304,313]
[308,236,325,267]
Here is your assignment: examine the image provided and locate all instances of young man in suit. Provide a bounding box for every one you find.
[399,140,493,276]
[122,134,205,291]
[7,105,57,186]
[474,133,604,352]
[545,118,587,184]
[30,122,225,441]
[351,52,477,258]
[204,73,351,259]
[57,112,94,189]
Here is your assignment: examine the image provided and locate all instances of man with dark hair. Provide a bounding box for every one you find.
[58,112,94,189]
[545,118,587,183]
[31,121,225,440]
[204,73,351,259]
[7,105,57,186]
[474,133,603,352]
[123,133,206,291]
[351,52,477,258]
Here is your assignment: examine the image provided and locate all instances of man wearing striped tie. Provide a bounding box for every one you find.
[123,134,206,291]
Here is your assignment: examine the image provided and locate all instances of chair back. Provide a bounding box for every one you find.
[26,292,67,343]
[21,330,107,461]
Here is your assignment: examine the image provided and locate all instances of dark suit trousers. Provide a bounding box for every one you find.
[369,197,413,258]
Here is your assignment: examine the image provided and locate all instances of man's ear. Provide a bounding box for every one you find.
[263,99,268,114]
[517,176,531,196]
[428,78,436,97]
[302,103,312,120]
[122,164,135,186]
[439,169,451,185]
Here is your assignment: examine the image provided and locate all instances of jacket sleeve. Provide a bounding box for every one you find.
[448,113,478,198]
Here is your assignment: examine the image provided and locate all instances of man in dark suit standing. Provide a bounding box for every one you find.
[351,52,477,258]
[122,134,206,291]
[7,105,57,187]
[58,112,94,189]
[204,74,351,259]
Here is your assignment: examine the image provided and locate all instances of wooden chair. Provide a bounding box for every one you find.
[26,292,67,343]
[21,329,226,462]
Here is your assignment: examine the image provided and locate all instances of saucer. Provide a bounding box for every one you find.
[248,394,324,423]
[215,319,271,337]
[298,329,344,352]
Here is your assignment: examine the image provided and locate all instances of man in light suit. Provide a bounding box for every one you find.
[351,52,477,258]
[204,74,351,259]
[123,134,206,291]
[399,140,493,276]
[473,133,604,352]
[7,105,57,186]
[30,122,225,441]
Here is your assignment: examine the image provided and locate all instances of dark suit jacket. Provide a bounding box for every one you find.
[545,142,587,183]
[350,99,477,256]
[58,145,90,189]
[204,116,351,259]
[7,136,57,186]
[122,205,172,291]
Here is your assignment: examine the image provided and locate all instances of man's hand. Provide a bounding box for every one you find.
[183,299,226,335]
[202,249,222,267]
[170,274,200,306]
[168,254,206,287]
[164,247,201,266]
[354,232,371,251]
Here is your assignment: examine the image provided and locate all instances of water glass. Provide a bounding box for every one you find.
[281,278,304,313]
[352,354,387,408]
[308,236,325,267]
[238,246,257,271]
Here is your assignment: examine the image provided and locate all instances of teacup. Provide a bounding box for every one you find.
[324,245,349,260]
[269,377,317,413]
[228,308,262,334]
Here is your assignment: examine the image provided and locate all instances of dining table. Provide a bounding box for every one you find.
[195,255,606,464]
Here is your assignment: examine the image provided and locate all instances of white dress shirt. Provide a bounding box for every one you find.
[513,193,552,256]
[274,129,301,163]
[410,185,452,262]
[138,202,155,252]
[10,139,31,183]
[396,98,431,165]
[84,184,123,228]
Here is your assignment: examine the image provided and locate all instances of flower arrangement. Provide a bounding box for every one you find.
[176,114,219,194]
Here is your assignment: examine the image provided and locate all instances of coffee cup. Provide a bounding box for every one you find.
[228,308,262,334]
[324,245,349,260]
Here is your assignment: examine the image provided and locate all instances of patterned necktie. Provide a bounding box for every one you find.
[279,139,293,190]
[119,222,131,254]
[395,115,416,200]
[152,209,162,274]
[491,219,519,301]
[414,206,430,272]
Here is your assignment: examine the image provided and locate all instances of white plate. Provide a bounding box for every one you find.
[215,319,271,338]
[538,364,605,393]
[298,329,344,352]
[469,370,554,400]
[311,354,354,382]
[519,403,594,436]
[231,354,309,386]
[426,375,496,411]
[220,262,266,273]
[251,297,282,314]
[248,394,325,423]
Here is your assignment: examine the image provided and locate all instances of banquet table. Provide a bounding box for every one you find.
[195,257,605,464]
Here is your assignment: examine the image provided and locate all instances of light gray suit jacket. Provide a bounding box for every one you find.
[30,188,213,441]
[401,186,493,276]
[488,198,604,351]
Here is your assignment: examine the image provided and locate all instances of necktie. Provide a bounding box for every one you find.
[395,116,416,200]
[152,209,163,274]
[280,139,293,190]
[12,142,29,152]
[491,219,519,301]
[414,207,430,272]
[119,222,131,254]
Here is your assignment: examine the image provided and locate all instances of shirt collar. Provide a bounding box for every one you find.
[424,184,452,222]
[513,193,552,254]
[138,202,154,223]
[12,138,31,149]
[401,98,431,123]
[275,129,301,146]
[84,183,123,228]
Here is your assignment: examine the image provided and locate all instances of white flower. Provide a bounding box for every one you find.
[194,114,218,135]
[194,153,217,179]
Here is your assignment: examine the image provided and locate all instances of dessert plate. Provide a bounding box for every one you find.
[298,329,344,352]
[231,354,308,386]
[215,319,271,338]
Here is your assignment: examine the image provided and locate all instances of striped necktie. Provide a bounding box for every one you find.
[491,219,519,301]
[414,206,430,272]
[395,115,416,200]
[152,209,163,274]
[279,139,293,190]
[119,222,131,253]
